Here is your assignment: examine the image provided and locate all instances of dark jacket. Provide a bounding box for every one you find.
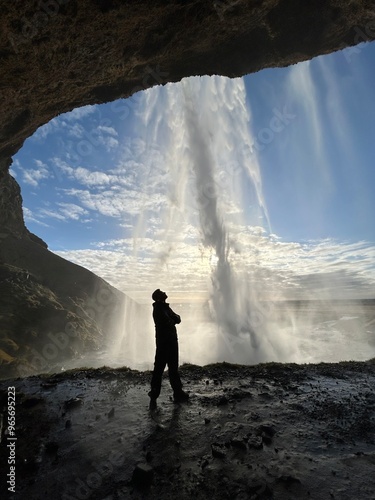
[152,302,181,345]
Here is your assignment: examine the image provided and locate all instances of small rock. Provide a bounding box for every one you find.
[201,458,209,469]
[211,443,226,458]
[277,475,301,485]
[261,433,273,445]
[206,380,210,385]
[217,396,228,406]
[65,419,72,429]
[40,382,57,390]
[258,392,272,399]
[108,407,115,418]
[231,438,247,451]
[204,418,211,425]
[64,397,83,410]
[248,482,272,496]
[132,463,154,487]
[247,436,263,450]
[259,424,276,437]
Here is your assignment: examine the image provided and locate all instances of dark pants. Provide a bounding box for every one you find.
[150,339,182,399]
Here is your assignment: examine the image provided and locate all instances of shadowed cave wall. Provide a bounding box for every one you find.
[0,0,374,377]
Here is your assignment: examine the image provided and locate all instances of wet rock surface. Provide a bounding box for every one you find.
[1,361,375,499]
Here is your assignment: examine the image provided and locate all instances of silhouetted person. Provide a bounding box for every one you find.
[148,289,189,409]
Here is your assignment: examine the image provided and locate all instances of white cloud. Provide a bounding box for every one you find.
[21,159,50,187]
[62,105,97,122]
[101,135,119,151]
[54,229,375,302]
[67,123,85,138]
[38,208,67,221]
[23,207,50,227]
[32,118,60,141]
[57,202,90,221]
[97,125,118,136]
[30,105,97,142]
[59,187,167,218]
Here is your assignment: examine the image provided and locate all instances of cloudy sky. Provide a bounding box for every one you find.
[10,41,375,302]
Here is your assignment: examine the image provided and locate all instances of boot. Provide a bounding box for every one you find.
[173,390,189,403]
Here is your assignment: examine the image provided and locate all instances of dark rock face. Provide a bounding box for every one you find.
[0,240,124,378]
[0,168,26,238]
[1,1,374,178]
[0,0,374,377]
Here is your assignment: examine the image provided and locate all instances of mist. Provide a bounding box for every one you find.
[101,74,374,370]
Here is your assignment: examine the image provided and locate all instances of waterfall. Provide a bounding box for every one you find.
[131,75,298,365]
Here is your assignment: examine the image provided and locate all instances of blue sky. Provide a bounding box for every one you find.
[10,42,375,300]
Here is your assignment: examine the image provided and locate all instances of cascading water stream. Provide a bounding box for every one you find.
[130,75,298,365]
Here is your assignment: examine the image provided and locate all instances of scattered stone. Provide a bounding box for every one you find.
[65,419,72,429]
[261,433,273,445]
[247,436,263,450]
[201,458,209,469]
[258,424,276,445]
[217,395,228,406]
[64,397,83,410]
[132,463,154,487]
[259,424,276,437]
[258,392,272,399]
[204,418,211,425]
[277,475,301,486]
[206,380,210,385]
[108,407,115,418]
[231,388,252,400]
[211,443,227,458]
[231,438,247,451]
[40,382,57,390]
[248,482,272,497]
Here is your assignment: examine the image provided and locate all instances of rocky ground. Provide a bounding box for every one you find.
[1,361,375,499]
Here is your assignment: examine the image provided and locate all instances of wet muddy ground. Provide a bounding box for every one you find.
[1,361,375,499]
